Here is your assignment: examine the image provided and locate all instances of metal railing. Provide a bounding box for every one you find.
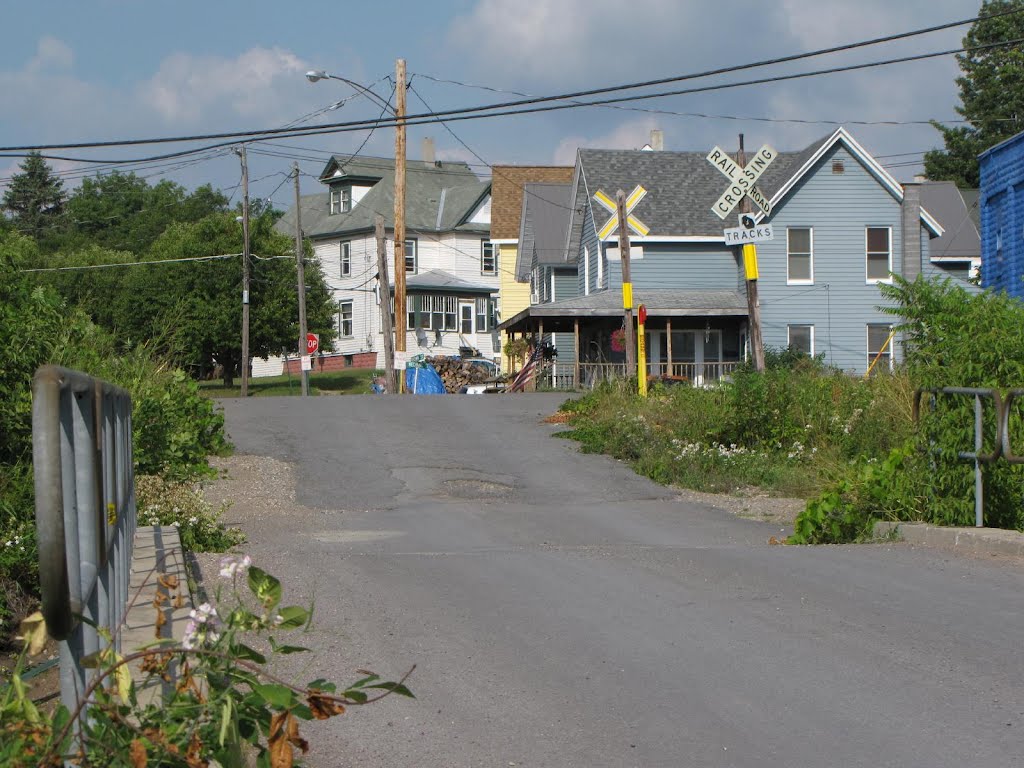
[656,361,741,386]
[32,366,136,718]
[913,387,1004,528]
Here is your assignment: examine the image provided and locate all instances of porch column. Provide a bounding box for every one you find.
[535,320,544,392]
[573,318,580,389]
[666,318,673,377]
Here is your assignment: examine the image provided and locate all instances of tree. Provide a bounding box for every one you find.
[1,152,65,240]
[120,211,336,385]
[53,172,228,255]
[924,0,1024,187]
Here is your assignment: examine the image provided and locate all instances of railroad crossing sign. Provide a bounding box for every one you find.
[593,185,650,241]
[707,144,777,219]
[724,213,774,245]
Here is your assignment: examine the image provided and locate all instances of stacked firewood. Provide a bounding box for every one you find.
[425,357,498,393]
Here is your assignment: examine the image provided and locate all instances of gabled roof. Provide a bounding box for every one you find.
[516,183,574,281]
[490,165,574,239]
[572,127,943,241]
[276,154,490,240]
[919,182,980,260]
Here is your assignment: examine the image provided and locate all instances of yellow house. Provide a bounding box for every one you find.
[490,165,574,371]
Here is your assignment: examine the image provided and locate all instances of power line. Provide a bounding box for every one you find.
[20,252,242,273]
[1,9,1019,156]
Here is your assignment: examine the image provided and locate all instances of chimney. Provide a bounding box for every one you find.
[422,137,435,165]
[650,129,664,151]
[902,183,922,281]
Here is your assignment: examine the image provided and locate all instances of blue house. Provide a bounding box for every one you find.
[500,127,976,383]
[979,130,1024,299]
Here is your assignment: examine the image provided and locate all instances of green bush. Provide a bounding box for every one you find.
[136,476,244,552]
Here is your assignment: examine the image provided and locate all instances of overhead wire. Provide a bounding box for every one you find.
[2,9,1021,158]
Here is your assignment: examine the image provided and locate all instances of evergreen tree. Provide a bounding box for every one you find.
[1,151,66,239]
[924,0,1024,187]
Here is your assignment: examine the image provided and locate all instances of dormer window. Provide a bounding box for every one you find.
[330,186,352,215]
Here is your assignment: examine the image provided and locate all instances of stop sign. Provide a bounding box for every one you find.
[306,333,319,355]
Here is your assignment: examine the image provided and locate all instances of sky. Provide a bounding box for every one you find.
[0,0,988,212]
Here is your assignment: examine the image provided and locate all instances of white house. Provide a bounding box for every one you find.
[264,150,498,376]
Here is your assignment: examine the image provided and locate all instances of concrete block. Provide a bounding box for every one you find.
[874,521,1024,558]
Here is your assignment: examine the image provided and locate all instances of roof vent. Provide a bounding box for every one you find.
[832,159,845,175]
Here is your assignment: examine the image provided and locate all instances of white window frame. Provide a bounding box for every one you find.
[787,227,814,285]
[787,324,814,356]
[583,245,590,296]
[481,241,497,275]
[596,242,603,288]
[475,297,490,333]
[404,238,418,275]
[407,295,457,332]
[339,300,354,338]
[866,226,893,284]
[340,241,351,277]
[866,323,894,372]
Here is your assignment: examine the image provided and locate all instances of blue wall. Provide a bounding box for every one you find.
[980,133,1024,300]
[603,243,737,291]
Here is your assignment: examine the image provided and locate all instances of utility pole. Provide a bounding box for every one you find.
[376,214,397,393]
[393,58,407,354]
[616,190,637,376]
[293,162,309,397]
[236,145,252,397]
[738,135,765,372]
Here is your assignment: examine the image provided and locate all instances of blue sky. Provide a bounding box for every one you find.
[0,0,985,210]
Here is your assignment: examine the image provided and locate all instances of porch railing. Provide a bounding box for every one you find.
[652,361,742,385]
[32,366,136,725]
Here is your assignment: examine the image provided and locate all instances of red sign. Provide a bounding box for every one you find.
[637,304,647,325]
[306,333,319,355]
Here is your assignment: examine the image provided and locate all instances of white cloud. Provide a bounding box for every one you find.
[552,116,661,165]
[139,47,308,125]
[26,36,74,73]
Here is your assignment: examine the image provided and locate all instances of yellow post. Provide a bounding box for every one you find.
[637,304,648,397]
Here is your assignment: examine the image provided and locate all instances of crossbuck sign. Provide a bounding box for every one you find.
[707,145,777,220]
[593,185,650,241]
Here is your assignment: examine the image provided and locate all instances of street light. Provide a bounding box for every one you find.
[307,60,409,375]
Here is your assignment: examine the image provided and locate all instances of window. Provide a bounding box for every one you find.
[329,186,351,215]
[866,324,894,373]
[583,246,590,295]
[866,227,892,282]
[475,297,490,333]
[407,295,457,332]
[481,241,497,275]
[788,325,813,356]
[339,300,353,338]
[787,228,813,284]
[404,238,418,274]
[340,242,351,277]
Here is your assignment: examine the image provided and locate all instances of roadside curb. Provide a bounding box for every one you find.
[873,521,1024,559]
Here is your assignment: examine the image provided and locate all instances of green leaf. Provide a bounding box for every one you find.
[306,679,336,693]
[248,566,282,609]
[268,637,309,655]
[219,698,233,747]
[252,683,294,709]
[366,682,415,698]
[232,643,267,664]
[274,605,308,630]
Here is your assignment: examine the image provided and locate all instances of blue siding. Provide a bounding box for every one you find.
[755,145,906,372]
[605,243,737,291]
[980,133,1024,299]
[578,202,600,294]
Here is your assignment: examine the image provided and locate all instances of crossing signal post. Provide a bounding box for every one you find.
[637,304,648,397]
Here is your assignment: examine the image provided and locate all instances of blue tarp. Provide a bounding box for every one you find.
[405,364,447,395]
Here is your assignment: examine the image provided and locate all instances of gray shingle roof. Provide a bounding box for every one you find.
[516,183,573,280]
[497,289,747,331]
[576,135,832,238]
[391,269,496,295]
[276,155,489,240]
[919,182,980,260]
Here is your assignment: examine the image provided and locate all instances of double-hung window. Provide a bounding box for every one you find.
[404,238,418,275]
[866,227,892,283]
[340,241,351,277]
[475,297,490,332]
[481,241,497,275]
[339,300,353,338]
[787,227,813,284]
[329,187,351,215]
[407,295,456,332]
[787,324,813,356]
[866,324,894,373]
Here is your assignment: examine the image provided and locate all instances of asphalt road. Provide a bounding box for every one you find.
[217,394,1023,768]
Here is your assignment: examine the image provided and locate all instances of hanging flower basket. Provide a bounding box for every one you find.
[610,328,626,353]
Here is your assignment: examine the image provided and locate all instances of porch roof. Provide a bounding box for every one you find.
[389,269,497,295]
[498,289,748,332]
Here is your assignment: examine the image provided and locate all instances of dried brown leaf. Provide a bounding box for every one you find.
[129,739,147,768]
[307,691,346,720]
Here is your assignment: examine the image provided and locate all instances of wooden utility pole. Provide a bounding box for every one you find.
[376,215,397,393]
[393,58,407,353]
[238,145,252,397]
[616,190,636,375]
[738,135,765,373]
[293,163,309,397]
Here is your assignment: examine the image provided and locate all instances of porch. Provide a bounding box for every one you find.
[497,289,749,390]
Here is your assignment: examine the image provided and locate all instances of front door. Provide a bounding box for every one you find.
[459,302,474,337]
[666,330,722,385]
